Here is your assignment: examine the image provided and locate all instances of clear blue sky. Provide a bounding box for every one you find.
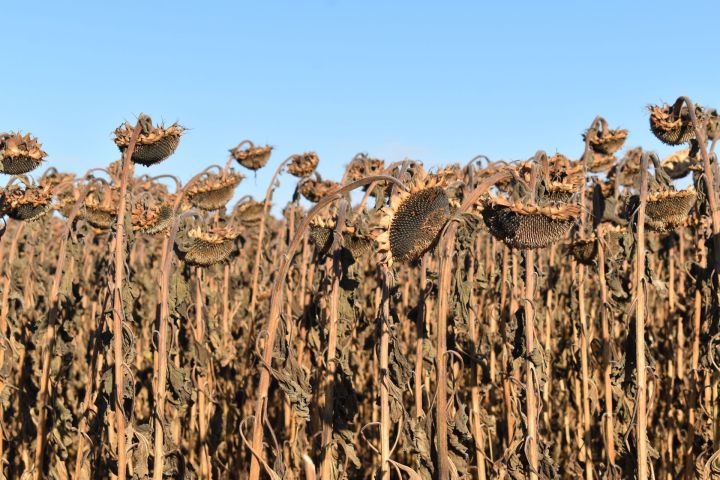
[3,1,718,210]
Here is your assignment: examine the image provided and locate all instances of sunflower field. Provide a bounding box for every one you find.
[2,97,720,479]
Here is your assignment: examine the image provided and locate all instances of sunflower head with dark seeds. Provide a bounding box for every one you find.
[176,226,241,266]
[114,114,185,167]
[131,201,175,235]
[298,177,337,203]
[583,122,628,155]
[81,188,118,229]
[186,171,244,211]
[482,196,580,250]
[230,141,273,171]
[309,217,372,259]
[0,183,54,222]
[648,103,703,146]
[233,199,265,227]
[0,132,47,175]
[346,154,385,182]
[287,152,319,177]
[373,166,451,267]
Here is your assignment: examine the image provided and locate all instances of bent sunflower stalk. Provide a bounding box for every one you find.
[247,175,405,480]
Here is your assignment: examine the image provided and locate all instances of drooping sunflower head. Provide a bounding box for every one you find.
[583,123,628,155]
[287,152,319,178]
[298,177,337,203]
[113,114,185,166]
[567,236,598,265]
[373,167,451,267]
[186,171,244,211]
[40,169,75,189]
[648,103,703,146]
[131,200,175,235]
[588,152,617,173]
[0,132,47,175]
[175,226,241,267]
[346,154,385,182]
[233,199,265,227]
[645,188,697,232]
[482,196,580,250]
[0,182,54,222]
[81,188,118,230]
[622,187,697,233]
[661,149,699,180]
[230,141,273,171]
[309,217,372,260]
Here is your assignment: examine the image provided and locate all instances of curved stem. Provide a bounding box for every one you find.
[434,170,513,480]
[248,155,295,318]
[111,121,142,480]
[247,175,405,480]
[32,176,109,480]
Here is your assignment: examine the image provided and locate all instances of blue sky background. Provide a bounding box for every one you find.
[2,1,718,212]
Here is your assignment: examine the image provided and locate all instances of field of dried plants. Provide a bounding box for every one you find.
[1,95,719,479]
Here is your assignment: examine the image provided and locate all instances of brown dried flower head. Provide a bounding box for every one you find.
[1,183,53,222]
[661,149,699,180]
[373,166,451,267]
[131,202,174,235]
[114,114,185,166]
[186,171,244,211]
[583,122,628,155]
[177,226,241,266]
[233,199,265,227]
[230,141,273,170]
[81,188,118,229]
[309,217,372,259]
[567,236,598,265]
[482,196,580,249]
[287,152,319,177]
[346,154,385,182]
[0,132,47,175]
[298,178,337,203]
[645,187,697,232]
[648,103,703,146]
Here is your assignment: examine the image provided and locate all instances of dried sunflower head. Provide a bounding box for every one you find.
[583,122,628,155]
[186,171,244,211]
[482,196,580,249]
[0,132,47,175]
[298,178,337,203]
[623,187,697,232]
[40,170,75,189]
[176,226,241,266]
[81,188,118,229]
[373,167,451,267]
[648,103,703,146]
[661,149,699,180]
[0,183,53,222]
[588,152,617,173]
[645,188,697,232]
[233,199,265,227]
[567,236,598,265]
[55,186,80,218]
[543,181,578,204]
[287,152,319,177]
[346,154,385,182]
[131,202,174,235]
[230,141,273,170]
[114,114,185,166]
[309,217,372,259]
